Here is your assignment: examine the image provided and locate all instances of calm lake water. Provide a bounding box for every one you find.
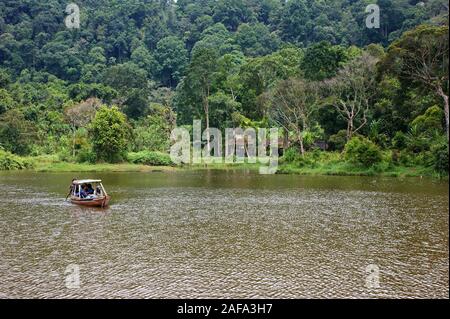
[0,170,448,299]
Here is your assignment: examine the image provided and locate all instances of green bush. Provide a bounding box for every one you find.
[127,151,173,166]
[431,142,449,174]
[391,149,415,166]
[58,148,74,162]
[132,104,174,153]
[76,149,97,164]
[344,136,382,167]
[406,132,430,153]
[411,105,444,135]
[0,150,34,170]
[392,131,407,149]
[295,154,316,168]
[328,130,348,151]
[91,106,130,163]
[282,147,301,163]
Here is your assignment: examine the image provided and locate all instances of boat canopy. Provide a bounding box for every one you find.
[73,179,102,185]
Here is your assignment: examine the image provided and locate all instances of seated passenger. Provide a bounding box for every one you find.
[80,184,88,198]
[87,184,95,195]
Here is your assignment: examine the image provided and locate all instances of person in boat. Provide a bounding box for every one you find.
[87,184,95,195]
[66,178,78,199]
[80,184,89,198]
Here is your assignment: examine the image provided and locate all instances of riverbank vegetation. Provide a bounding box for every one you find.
[0,1,448,178]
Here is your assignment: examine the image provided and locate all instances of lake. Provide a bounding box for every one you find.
[0,170,448,298]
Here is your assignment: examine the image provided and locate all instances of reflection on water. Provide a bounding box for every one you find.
[0,170,448,298]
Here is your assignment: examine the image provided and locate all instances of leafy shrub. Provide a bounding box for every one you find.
[411,105,444,135]
[309,148,323,160]
[431,142,449,174]
[391,149,416,167]
[76,149,97,164]
[368,120,389,148]
[390,149,400,164]
[295,154,315,168]
[392,131,407,149]
[370,133,389,149]
[405,128,431,153]
[328,130,348,151]
[302,124,325,150]
[132,103,174,152]
[344,137,382,167]
[0,109,37,155]
[58,149,73,162]
[127,151,173,166]
[282,147,301,163]
[0,150,34,170]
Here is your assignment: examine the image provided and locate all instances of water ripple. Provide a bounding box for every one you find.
[0,172,448,298]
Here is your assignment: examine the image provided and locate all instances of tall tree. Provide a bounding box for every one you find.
[383,25,449,140]
[65,98,102,157]
[301,41,349,81]
[131,45,157,78]
[268,78,320,156]
[324,52,379,141]
[0,109,37,155]
[238,47,303,119]
[280,0,310,45]
[102,63,148,94]
[186,45,219,151]
[90,106,131,163]
[212,0,254,31]
[235,23,280,57]
[155,36,189,88]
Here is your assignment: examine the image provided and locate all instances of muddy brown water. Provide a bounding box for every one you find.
[0,170,448,298]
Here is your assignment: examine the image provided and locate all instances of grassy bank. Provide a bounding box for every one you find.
[34,157,259,173]
[34,161,444,179]
[277,162,437,178]
[1,150,447,179]
[0,153,177,173]
[35,162,177,173]
[277,149,446,178]
[13,159,446,179]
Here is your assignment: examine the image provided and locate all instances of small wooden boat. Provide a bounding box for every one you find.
[68,179,111,208]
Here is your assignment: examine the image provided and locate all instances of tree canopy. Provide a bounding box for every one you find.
[0,0,448,174]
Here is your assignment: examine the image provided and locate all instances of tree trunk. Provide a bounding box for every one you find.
[72,127,76,158]
[436,85,449,141]
[283,128,289,150]
[347,118,354,141]
[297,130,305,157]
[205,106,210,154]
[299,138,305,157]
[203,89,211,154]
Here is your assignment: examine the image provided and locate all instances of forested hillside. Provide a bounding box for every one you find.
[0,0,448,175]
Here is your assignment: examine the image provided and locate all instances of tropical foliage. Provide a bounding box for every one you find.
[0,0,448,175]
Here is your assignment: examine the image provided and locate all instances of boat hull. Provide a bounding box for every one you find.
[70,196,111,208]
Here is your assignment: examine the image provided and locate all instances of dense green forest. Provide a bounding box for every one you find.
[0,0,448,176]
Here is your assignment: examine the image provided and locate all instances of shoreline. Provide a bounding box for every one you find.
[1,160,447,180]
[276,163,445,179]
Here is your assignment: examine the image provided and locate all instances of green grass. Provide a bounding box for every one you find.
[34,160,260,173]
[8,153,176,172]
[127,151,173,166]
[37,161,438,178]
[186,162,261,171]
[35,162,177,172]
[275,149,447,178]
[1,151,446,179]
[277,161,437,178]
